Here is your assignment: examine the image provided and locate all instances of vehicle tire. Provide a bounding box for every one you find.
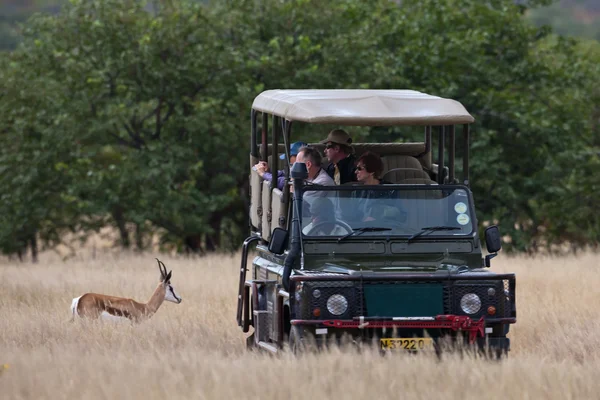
[246,332,256,350]
[289,325,304,354]
[493,347,508,360]
[489,339,510,360]
[289,325,317,354]
[477,335,510,360]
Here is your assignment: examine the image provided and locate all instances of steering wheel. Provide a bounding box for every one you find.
[305,220,353,236]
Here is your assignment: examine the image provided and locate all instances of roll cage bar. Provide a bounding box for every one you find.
[250,109,472,188]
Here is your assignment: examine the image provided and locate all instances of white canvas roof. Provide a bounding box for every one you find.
[252,89,474,125]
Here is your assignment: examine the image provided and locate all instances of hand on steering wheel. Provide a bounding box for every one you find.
[305,220,353,236]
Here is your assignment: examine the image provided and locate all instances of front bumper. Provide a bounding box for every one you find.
[292,315,514,345]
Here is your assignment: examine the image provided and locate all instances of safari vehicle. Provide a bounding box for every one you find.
[236,89,516,356]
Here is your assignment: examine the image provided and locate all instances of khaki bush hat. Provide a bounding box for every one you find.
[319,129,353,145]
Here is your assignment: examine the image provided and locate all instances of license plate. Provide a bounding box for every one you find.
[380,338,433,351]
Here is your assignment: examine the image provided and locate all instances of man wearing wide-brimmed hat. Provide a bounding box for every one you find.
[320,129,357,185]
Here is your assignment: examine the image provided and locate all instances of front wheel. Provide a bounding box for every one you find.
[246,332,256,350]
[476,335,510,360]
[289,325,304,354]
[289,325,318,354]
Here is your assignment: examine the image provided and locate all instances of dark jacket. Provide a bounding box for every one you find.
[350,179,407,222]
[325,154,357,185]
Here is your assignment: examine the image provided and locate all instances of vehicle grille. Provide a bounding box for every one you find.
[360,281,445,317]
[292,278,514,320]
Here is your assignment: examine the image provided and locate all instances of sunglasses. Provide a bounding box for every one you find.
[325,144,336,149]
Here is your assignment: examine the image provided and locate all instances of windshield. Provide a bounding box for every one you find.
[301,186,474,239]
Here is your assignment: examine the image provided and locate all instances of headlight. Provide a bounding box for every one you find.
[326,294,348,315]
[460,293,481,314]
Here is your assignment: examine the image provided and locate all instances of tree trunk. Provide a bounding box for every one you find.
[184,234,203,254]
[30,234,38,263]
[135,223,145,251]
[205,213,222,252]
[111,206,130,248]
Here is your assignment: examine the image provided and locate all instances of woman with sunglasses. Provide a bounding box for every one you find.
[353,151,398,221]
[355,151,387,186]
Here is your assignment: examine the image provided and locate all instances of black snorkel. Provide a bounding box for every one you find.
[282,161,308,292]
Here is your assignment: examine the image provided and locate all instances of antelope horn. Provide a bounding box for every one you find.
[160,261,169,280]
[156,258,167,279]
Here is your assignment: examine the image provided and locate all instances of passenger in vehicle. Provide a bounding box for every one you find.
[355,151,388,186]
[293,146,335,218]
[320,129,357,185]
[302,197,349,236]
[295,146,334,196]
[253,141,307,190]
[352,152,404,222]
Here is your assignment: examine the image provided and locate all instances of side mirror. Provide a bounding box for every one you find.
[484,225,502,267]
[268,227,288,255]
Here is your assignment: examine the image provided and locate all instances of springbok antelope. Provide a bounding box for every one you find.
[70,258,182,322]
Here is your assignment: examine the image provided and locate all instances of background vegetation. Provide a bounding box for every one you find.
[0,0,598,258]
[528,0,600,41]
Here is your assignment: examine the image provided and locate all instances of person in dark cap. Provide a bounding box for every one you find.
[320,129,357,185]
[254,141,308,190]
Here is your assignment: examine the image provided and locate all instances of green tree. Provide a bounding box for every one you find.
[0,0,598,257]
[0,51,83,260]
[1,0,250,254]
[212,0,599,252]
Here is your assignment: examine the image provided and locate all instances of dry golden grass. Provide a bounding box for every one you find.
[1,250,600,399]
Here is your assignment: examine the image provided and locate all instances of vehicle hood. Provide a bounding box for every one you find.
[303,255,474,275]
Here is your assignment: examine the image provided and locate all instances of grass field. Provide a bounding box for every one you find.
[1,250,600,399]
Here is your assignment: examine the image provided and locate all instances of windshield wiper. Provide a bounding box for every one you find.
[407,226,461,243]
[338,227,392,243]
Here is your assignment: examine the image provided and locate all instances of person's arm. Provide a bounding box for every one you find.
[256,161,271,181]
[262,171,273,182]
[276,170,287,190]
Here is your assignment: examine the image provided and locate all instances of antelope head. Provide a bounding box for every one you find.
[156,258,182,304]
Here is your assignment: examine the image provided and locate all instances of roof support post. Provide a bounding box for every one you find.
[261,113,268,162]
[463,124,470,186]
[448,125,455,183]
[282,120,293,229]
[271,115,279,191]
[250,109,258,159]
[437,125,445,184]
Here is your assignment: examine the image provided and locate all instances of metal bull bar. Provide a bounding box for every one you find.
[318,315,486,344]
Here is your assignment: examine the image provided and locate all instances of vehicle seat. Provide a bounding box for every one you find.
[271,187,288,234]
[250,155,263,230]
[262,180,272,240]
[398,178,438,185]
[381,155,431,183]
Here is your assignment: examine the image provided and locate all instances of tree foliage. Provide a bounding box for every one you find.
[0,0,598,258]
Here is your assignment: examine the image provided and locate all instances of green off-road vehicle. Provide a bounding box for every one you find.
[236,89,516,356]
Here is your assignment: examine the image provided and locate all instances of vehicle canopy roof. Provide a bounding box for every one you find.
[251,89,474,126]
